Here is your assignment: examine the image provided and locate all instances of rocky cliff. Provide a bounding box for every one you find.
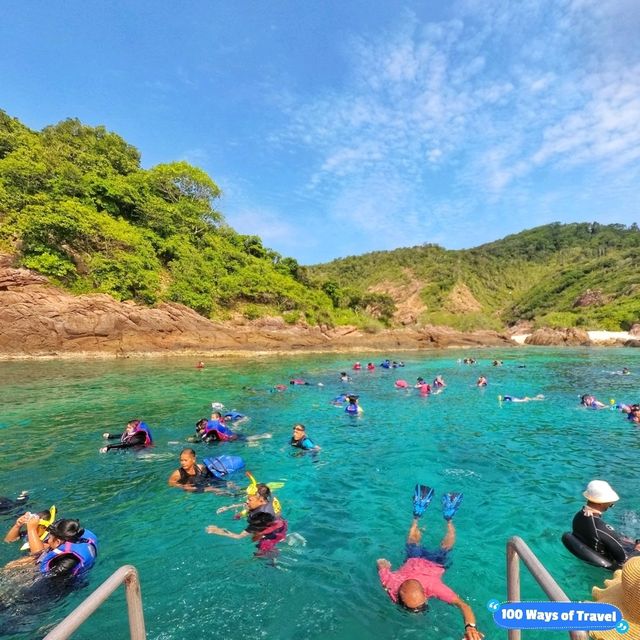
[0,267,513,358]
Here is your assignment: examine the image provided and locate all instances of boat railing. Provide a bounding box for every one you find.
[43,564,146,640]
[507,536,588,640]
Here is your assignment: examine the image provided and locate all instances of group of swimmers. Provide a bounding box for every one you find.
[3,354,638,640]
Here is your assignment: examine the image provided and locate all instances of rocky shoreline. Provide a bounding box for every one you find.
[1,267,637,360]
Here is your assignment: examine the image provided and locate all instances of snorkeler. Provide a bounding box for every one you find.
[476,376,488,387]
[580,394,606,409]
[4,506,56,552]
[376,485,482,639]
[192,414,271,443]
[501,394,545,403]
[100,419,152,453]
[4,517,98,578]
[167,448,232,494]
[345,395,363,415]
[290,424,320,451]
[206,483,287,556]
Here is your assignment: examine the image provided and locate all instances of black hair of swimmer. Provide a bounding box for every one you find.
[255,483,271,500]
[47,519,85,542]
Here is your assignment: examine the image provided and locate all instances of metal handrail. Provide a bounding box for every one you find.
[507,536,588,640]
[44,564,146,640]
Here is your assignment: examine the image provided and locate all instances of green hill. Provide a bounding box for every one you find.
[308,222,640,331]
[2,110,638,332]
[0,110,370,328]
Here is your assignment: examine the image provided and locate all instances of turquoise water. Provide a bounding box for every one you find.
[1,348,639,640]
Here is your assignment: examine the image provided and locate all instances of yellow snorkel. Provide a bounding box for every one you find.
[244,472,282,515]
[20,505,56,551]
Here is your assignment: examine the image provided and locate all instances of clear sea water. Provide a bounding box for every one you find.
[1,347,639,640]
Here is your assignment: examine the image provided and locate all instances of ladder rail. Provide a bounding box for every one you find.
[43,564,145,640]
[507,536,588,640]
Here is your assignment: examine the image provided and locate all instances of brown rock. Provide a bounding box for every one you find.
[629,324,640,337]
[524,327,591,346]
[0,265,515,358]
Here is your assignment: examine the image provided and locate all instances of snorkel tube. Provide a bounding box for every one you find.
[20,505,56,551]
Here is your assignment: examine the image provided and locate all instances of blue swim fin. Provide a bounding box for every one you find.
[442,492,464,520]
[413,484,434,518]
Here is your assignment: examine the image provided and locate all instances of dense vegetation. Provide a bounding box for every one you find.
[309,222,640,331]
[0,111,388,327]
[1,110,637,332]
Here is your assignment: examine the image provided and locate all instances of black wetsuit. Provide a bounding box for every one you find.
[103,431,147,451]
[572,507,638,566]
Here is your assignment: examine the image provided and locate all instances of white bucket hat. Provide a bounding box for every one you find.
[583,480,620,504]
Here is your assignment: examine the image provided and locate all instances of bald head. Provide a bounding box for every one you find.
[398,579,427,611]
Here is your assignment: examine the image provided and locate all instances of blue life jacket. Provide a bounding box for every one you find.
[224,411,245,421]
[345,403,359,415]
[39,529,98,576]
[203,455,245,479]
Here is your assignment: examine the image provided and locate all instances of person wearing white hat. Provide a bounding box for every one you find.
[590,556,640,640]
[572,480,640,568]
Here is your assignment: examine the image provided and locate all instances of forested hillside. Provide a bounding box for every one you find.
[309,223,640,331]
[0,111,387,328]
[2,110,637,333]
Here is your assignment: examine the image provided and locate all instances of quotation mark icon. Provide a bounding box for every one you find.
[487,599,500,612]
[615,620,629,634]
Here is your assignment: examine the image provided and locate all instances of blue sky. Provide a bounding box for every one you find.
[1,0,639,264]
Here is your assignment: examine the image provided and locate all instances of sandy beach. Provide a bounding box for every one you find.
[511,330,632,345]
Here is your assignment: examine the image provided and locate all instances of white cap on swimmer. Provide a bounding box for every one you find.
[583,480,620,504]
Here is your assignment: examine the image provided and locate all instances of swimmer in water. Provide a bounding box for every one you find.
[290,424,320,452]
[476,376,488,387]
[206,483,288,557]
[501,394,545,403]
[580,394,606,409]
[100,420,152,453]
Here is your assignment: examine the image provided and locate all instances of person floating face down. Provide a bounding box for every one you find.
[377,487,483,640]
[206,483,288,556]
[290,424,320,452]
[572,480,640,568]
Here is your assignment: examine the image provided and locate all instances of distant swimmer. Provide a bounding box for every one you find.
[100,420,152,453]
[340,372,351,382]
[353,362,362,370]
[476,376,488,387]
[580,394,606,409]
[433,375,446,388]
[501,394,545,403]
[345,395,363,415]
[367,362,376,370]
[492,360,503,367]
[196,361,205,369]
[192,415,270,443]
[290,424,320,452]
[623,367,631,375]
